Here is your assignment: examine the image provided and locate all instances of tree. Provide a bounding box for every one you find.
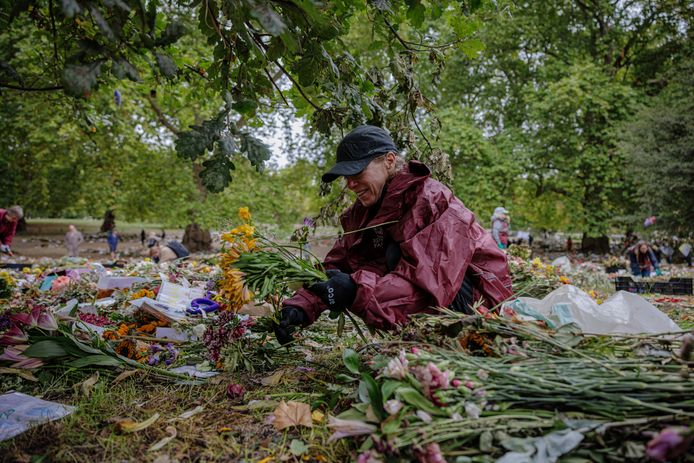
[1,0,488,192]
[621,53,694,235]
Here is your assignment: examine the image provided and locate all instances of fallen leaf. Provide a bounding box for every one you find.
[76,372,99,397]
[175,405,204,420]
[116,413,160,433]
[311,410,324,423]
[148,426,177,452]
[261,369,285,386]
[0,367,38,382]
[256,457,273,463]
[272,400,312,431]
[112,369,139,384]
[289,439,309,456]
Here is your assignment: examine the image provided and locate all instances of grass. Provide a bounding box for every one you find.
[0,320,365,463]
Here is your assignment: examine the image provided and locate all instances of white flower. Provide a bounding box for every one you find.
[476,369,489,380]
[416,410,433,423]
[384,400,403,415]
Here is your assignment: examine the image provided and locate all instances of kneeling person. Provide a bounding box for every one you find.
[275,125,513,344]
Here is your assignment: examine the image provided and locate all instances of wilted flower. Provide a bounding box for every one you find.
[416,410,432,423]
[381,351,409,380]
[226,383,246,400]
[357,450,383,463]
[416,442,447,463]
[0,344,29,362]
[0,324,29,345]
[465,402,481,419]
[646,427,692,462]
[9,306,57,331]
[384,400,403,415]
[411,362,454,399]
[476,369,489,380]
[327,416,377,442]
[451,379,462,387]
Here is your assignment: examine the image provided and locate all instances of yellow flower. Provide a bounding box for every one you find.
[559,276,571,284]
[531,258,542,268]
[230,224,255,238]
[238,207,251,223]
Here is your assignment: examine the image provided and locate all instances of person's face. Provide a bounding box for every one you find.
[344,152,396,207]
[639,244,648,253]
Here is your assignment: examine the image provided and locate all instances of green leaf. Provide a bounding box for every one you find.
[362,372,386,420]
[289,439,309,456]
[239,132,271,171]
[459,38,485,58]
[89,5,115,41]
[156,21,187,47]
[380,380,402,401]
[61,0,82,18]
[200,155,235,193]
[342,348,361,374]
[337,312,345,336]
[111,58,140,81]
[250,2,286,36]
[68,354,123,368]
[406,1,426,28]
[218,134,237,156]
[175,110,227,161]
[396,387,442,416]
[62,62,102,98]
[232,99,258,116]
[156,53,178,78]
[24,340,69,358]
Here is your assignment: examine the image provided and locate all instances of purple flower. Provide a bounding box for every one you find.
[0,324,28,346]
[646,427,692,462]
[302,217,315,228]
[114,89,122,106]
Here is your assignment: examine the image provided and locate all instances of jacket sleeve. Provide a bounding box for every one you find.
[282,234,352,325]
[349,202,475,331]
[648,249,660,270]
[1,222,17,246]
[491,220,501,245]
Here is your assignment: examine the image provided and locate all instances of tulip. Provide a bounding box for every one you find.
[327,416,376,442]
[0,325,28,345]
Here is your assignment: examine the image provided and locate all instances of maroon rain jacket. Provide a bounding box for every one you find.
[284,161,514,331]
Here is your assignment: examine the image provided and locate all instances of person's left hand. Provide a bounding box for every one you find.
[309,269,357,311]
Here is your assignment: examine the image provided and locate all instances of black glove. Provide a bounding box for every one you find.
[309,269,357,311]
[274,306,307,345]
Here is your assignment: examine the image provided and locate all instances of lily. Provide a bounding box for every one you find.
[0,324,29,345]
[327,416,377,442]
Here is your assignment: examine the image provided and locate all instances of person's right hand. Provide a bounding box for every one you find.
[274,306,307,345]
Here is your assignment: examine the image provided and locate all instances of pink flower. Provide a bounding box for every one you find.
[357,451,383,463]
[226,383,245,400]
[381,351,409,380]
[327,416,377,442]
[646,427,692,462]
[9,306,57,331]
[411,347,420,355]
[51,276,72,293]
[451,379,462,387]
[464,380,475,389]
[416,442,447,463]
[0,325,28,345]
[412,362,454,399]
[11,357,44,369]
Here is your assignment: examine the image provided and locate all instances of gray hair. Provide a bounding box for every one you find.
[7,205,23,219]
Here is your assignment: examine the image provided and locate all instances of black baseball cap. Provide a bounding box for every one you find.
[322,125,399,183]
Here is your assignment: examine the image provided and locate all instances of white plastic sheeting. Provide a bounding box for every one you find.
[506,285,681,335]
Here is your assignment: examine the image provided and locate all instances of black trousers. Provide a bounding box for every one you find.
[449,273,475,314]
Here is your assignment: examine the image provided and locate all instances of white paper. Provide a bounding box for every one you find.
[0,392,75,441]
[156,281,205,311]
[96,276,146,290]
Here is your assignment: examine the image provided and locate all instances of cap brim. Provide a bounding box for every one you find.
[321,158,374,183]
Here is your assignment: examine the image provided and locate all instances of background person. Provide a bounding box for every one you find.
[491,207,510,249]
[107,227,120,259]
[64,224,84,257]
[628,240,661,277]
[148,237,189,263]
[0,205,23,256]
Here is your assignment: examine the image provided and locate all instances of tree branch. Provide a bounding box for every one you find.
[146,94,179,135]
[0,83,63,91]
